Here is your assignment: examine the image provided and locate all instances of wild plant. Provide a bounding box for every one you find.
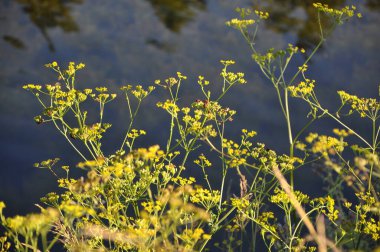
[0,2,379,252]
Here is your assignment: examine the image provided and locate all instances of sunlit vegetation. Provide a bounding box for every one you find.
[1,2,379,252]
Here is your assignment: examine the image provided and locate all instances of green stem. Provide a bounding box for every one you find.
[313,105,372,149]
[293,118,315,143]
[284,88,295,188]
[369,119,378,201]
[53,120,87,161]
[288,39,324,86]
[284,89,294,152]
[166,114,175,153]
[120,101,142,151]
[275,86,287,118]
[45,235,61,252]
[216,82,235,102]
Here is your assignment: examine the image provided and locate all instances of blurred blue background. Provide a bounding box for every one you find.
[0,0,379,217]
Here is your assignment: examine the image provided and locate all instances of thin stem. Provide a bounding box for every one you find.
[293,118,316,143]
[53,120,87,161]
[275,86,287,118]
[284,89,294,152]
[84,141,98,160]
[120,101,142,151]
[368,118,378,198]
[45,233,61,251]
[313,105,372,149]
[288,39,324,86]
[375,125,380,146]
[166,114,175,153]
[304,97,373,149]
[216,81,235,102]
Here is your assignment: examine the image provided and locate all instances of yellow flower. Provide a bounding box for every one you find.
[332,128,353,138]
[313,3,361,22]
[0,201,5,212]
[6,215,26,231]
[226,18,255,29]
[202,233,212,240]
[231,197,249,211]
[298,64,308,72]
[254,10,269,19]
[288,79,315,98]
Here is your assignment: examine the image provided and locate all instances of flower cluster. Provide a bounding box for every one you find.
[288,79,316,98]
[353,192,380,240]
[254,10,269,20]
[226,7,269,30]
[305,132,347,157]
[131,85,155,100]
[70,123,111,141]
[270,188,309,206]
[332,128,353,138]
[157,99,180,116]
[141,201,162,214]
[253,45,303,78]
[194,153,212,168]
[311,196,339,222]
[127,129,146,139]
[154,72,186,89]
[338,90,380,119]
[190,187,221,210]
[256,212,278,242]
[226,18,255,29]
[0,203,59,251]
[313,3,362,23]
[231,197,250,211]
[220,62,247,85]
